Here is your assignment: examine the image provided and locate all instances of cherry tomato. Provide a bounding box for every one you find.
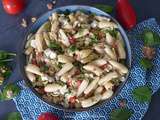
[116,0,137,30]
[69,96,77,104]
[2,0,26,15]
[100,64,108,70]
[77,80,82,88]
[38,112,59,120]
[67,79,72,87]
[69,36,76,44]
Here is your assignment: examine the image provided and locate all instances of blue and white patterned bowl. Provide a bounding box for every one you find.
[18,5,132,112]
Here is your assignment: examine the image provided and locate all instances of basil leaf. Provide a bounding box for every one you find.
[0,51,16,60]
[69,45,77,52]
[2,84,20,100]
[94,4,113,13]
[133,86,152,103]
[143,29,160,46]
[40,65,49,72]
[140,58,153,69]
[91,35,98,44]
[3,70,12,78]
[49,42,63,53]
[110,108,133,120]
[6,112,22,120]
[105,29,118,38]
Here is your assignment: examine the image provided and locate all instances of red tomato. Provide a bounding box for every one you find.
[77,80,82,87]
[116,0,137,30]
[67,79,72,87]
[2,0,26,15]
[69,96,77,104]
[69,36,76,44]
[38,112,59,120]
[100,64,108,70]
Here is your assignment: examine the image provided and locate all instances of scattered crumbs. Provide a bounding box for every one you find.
[47,3,53,10]
[21,18,27,28]
[52,0,56,4]
[31,17,37,23]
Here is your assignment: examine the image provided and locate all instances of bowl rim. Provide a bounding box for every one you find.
[17,5,132,112]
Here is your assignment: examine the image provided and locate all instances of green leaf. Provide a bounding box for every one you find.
[49,42,63,53]
[142,29,160,46]
[6,112,22,120]
[2,83,20,100]
[3,70,12,78]
[91,35,98,44]
[0,51,16,60]
[40,65,49,72]
[105,29,118,38]
[140,58,153,69]
[94,4,113,13]
[110,108,133,120]
[69,45,77,52]
[133,86,152,103]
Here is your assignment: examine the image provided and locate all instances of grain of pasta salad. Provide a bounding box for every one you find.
[25,11,128,108]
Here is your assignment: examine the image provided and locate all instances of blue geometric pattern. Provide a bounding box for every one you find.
[13,18,160,120]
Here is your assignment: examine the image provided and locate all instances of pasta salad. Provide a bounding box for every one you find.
[25,11,128,108]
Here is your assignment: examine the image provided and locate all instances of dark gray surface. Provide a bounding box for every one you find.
[0,0,160,119]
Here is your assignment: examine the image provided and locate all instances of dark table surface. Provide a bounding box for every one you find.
[0,0,160,119]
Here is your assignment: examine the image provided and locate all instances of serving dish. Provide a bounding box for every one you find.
[18,5,131,111]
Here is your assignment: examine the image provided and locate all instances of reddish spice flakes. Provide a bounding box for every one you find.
[143,46,156,60]
[47,3,53,10]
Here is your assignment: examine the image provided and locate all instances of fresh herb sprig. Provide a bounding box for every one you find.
[142,29,160,47]
[133,86,152,103]
[6,112,22,120]
[0,50,16,62]
[0,83,20,101]
[140,58,153,69]
[110,108,133,120]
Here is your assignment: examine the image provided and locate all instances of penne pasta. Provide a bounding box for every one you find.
[25,64,42,76]
[98,71,118,85]
[81,94,101,108]
[109,60,128,74]
[101,90,113,100]
[77,79,89,97]
[58,55,74,63]
[104,45,117,60]
[44,83,62,93]
[59,29,70,47]
[83,64,103,76]
[84,77,99,95]
[56,63,73,77]
[74,29,89,38]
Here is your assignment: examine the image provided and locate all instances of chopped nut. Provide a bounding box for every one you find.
[21,18,27,28]
[47,3,53,10]
[31,17,37,23]
[143,46,156,60]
